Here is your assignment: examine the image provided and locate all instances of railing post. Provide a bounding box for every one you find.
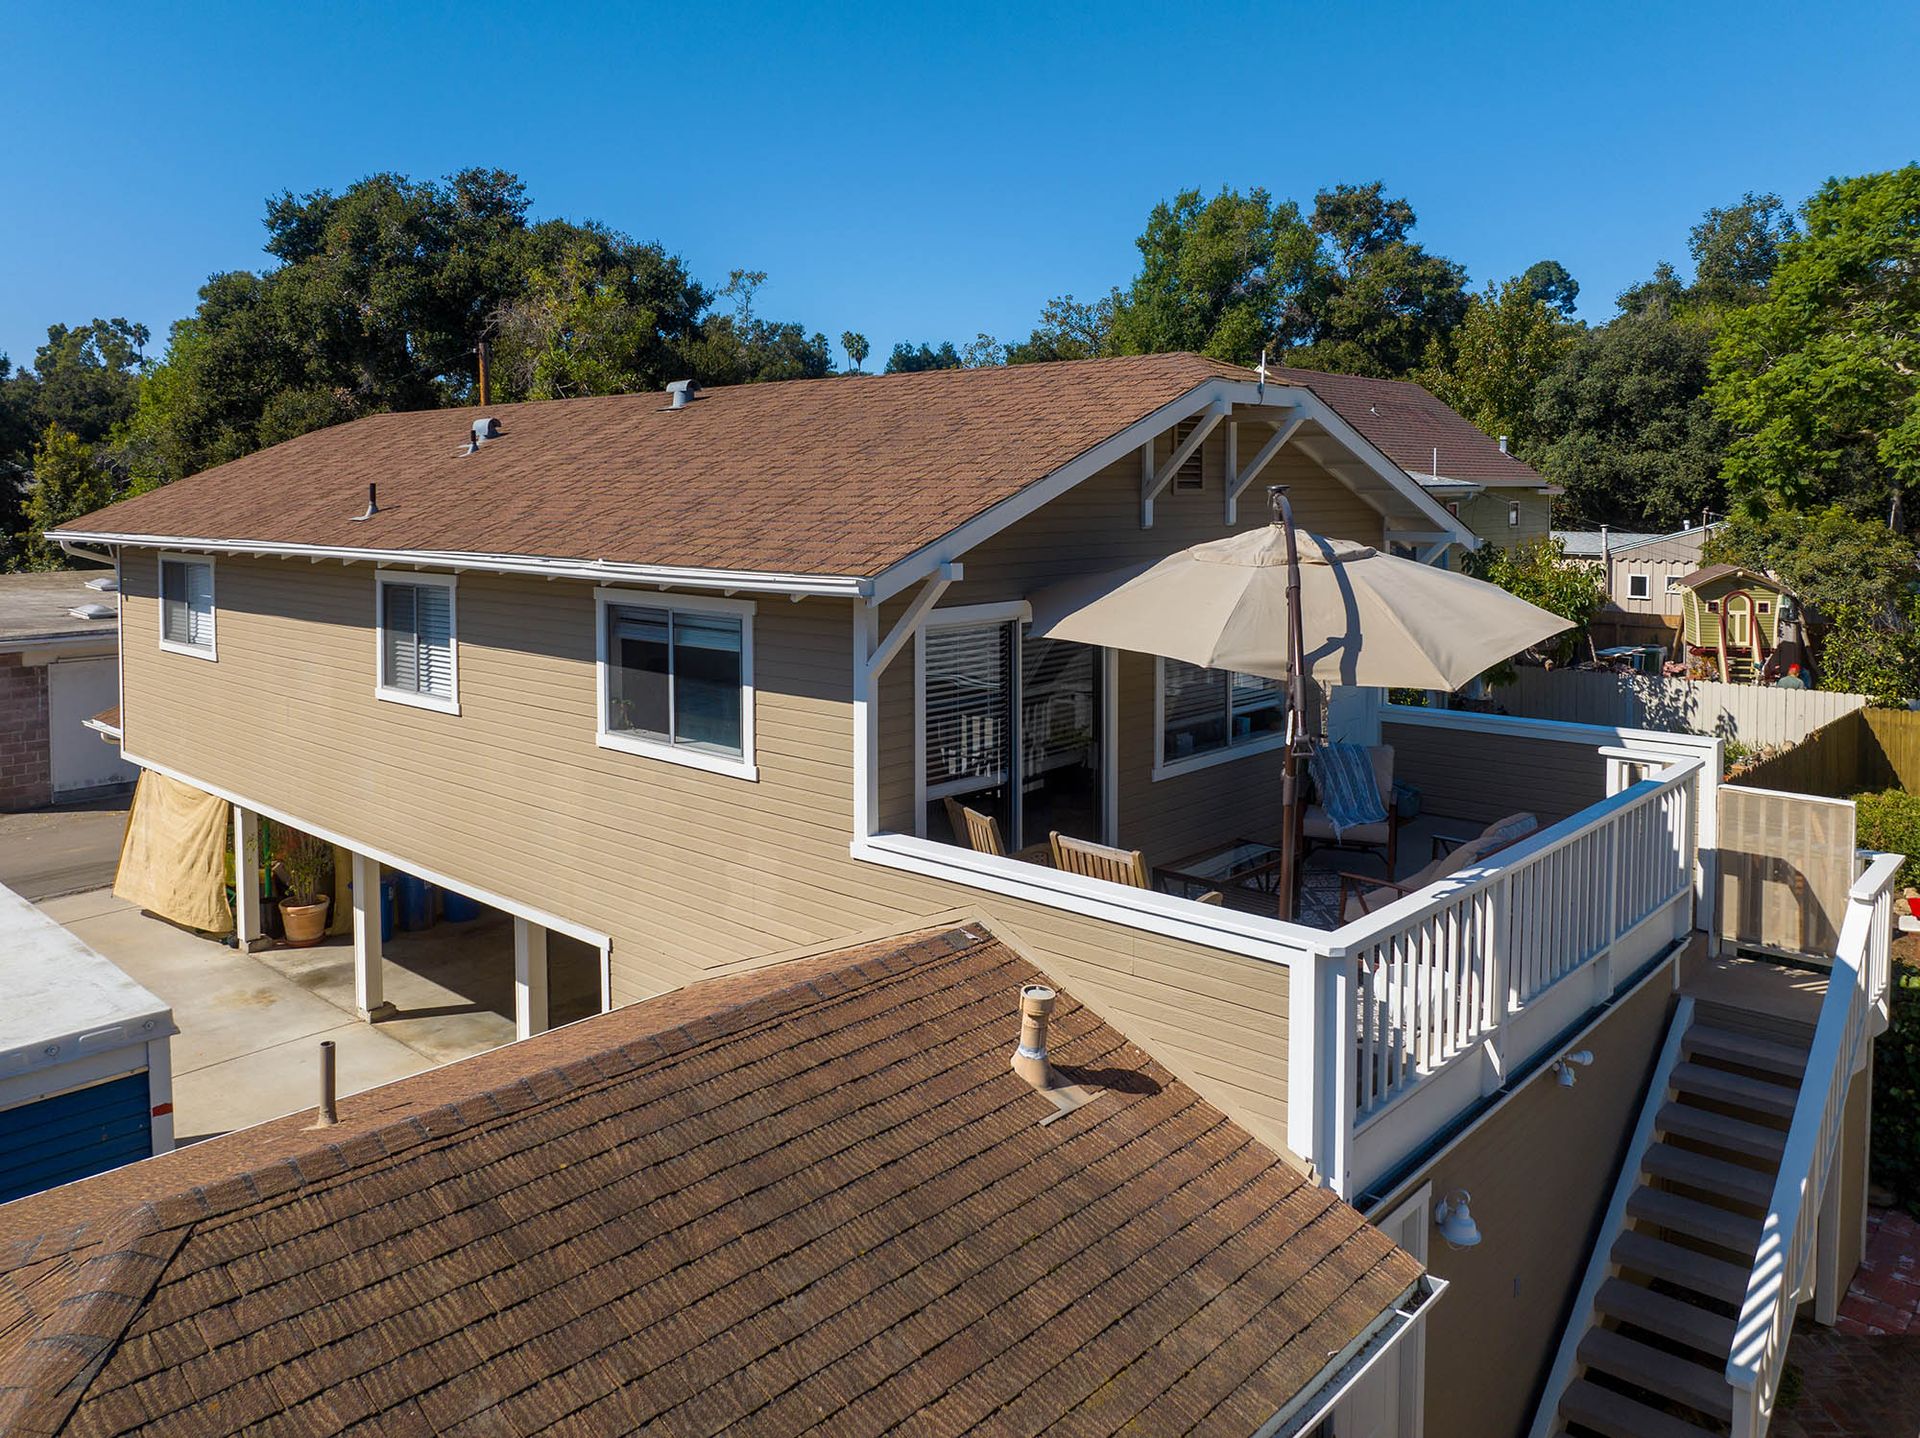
[1290,949,1354,1196]
[1481,878,1511,1097]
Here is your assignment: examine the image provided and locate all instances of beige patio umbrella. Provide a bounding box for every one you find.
[1027,488,1572,918]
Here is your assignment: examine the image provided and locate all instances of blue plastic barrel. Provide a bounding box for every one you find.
[379,874,397,943]
[396,873,436,931]
[441,889,483,923]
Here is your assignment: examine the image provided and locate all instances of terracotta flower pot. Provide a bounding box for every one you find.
[279,897,331,948]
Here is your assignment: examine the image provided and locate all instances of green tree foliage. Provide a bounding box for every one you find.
[1419,277,1575,455]
[1705,507,1920,701]
[1004,293,1114,364]
[841,331,869,372]
[20,424,119,568]
[883,340,964,373]
[1712,166,1920,521]
[1100,183,1467,376]
[120,173,830,493]
[488,226,705,401]
[1460,537,1606,676]
[1688,192,1796,307]
[1871,961,1920,1213]
[1532,298,1729,529]
[26,319,148,443]
[1519,260,1580,317]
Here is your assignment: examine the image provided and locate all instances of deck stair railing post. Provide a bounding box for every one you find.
[1309,755,1704,1199]
[1724,850,1902,1438]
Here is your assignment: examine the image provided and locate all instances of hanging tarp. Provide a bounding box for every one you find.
[115,770,233,934]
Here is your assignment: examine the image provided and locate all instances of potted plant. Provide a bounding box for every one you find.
[275,829,334,947]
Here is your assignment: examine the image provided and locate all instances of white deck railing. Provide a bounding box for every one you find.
[1725,850,1902,1438]
[1294,756,1702,1197]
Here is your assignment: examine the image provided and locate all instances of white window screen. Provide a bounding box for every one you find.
[923,622,1012,802]
[1162,659,1284,764]
[382,582,454,699]
[160,559,214,650]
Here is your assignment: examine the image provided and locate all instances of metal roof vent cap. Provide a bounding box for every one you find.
[1011,984,1097,1126]
[465,416,501,454]
[666,379,697,410]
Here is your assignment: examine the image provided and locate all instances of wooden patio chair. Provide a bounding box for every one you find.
[1049,832,1150,888]
[944,798,1051,865]
[1335,812,1538,924]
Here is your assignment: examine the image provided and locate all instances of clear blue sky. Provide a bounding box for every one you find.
[4,1,1917,371]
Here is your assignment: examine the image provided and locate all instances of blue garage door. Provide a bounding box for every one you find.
[0,1072,153,1203]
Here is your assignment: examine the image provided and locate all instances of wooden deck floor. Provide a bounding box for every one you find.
[1682,951,1829,1028]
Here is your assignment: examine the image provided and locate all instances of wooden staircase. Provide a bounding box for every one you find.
[1532,996,1815,1438]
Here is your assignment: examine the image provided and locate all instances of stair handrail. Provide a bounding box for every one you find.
[1724,850,1904,1437]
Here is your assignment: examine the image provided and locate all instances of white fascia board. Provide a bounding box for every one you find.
[1288,393,1474,545]
[866,380,1303,605]
[46,531,870,600]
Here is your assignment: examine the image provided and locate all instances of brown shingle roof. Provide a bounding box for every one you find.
[55,355,1260,580]
[0,925,1420,1437]
[1267,366,1548,488]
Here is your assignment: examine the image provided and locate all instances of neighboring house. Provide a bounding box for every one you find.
[0,923,1434,1437]
[46,354,1894,1438]
[0,570,136,809]
[1267,366,1559,551]
[1676,563,1805,684]
[0,880,174,1204]
[1556,523,1719,617]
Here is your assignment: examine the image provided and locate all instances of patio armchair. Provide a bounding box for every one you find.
[944,799,1051,865]
[1302,744,1398,874]
[1335,812,1539,925]
[1049,832,1150,888]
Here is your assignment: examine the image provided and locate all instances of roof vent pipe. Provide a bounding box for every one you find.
[1498,435,1509,454]
[1011,984,1097,1125]
[666,379,697,410]
[350,483,379,522]
[311,1039,338,1128]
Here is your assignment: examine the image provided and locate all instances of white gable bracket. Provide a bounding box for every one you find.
[1225,415,1306,526]
[864,563,961,682]
[1140,398,1229,528]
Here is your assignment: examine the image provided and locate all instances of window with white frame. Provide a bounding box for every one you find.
[1665,575,1683,593]
[596,591,755,778]
[1626,572,1650,600]
[158,556,215,658]
[1158,657,1285,773]
[376,573,458,712]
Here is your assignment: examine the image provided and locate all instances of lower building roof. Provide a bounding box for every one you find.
[0,571,117,648]
[0,924,1421,1437]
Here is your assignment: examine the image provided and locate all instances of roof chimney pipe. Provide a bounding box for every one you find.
[1498,434,1509,454]
[1011,984,1097,1125]
[666,379,697,410]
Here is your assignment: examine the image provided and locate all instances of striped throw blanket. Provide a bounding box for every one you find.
[1309,743,1387,836]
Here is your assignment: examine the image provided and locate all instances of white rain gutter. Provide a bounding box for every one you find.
[1259,1275,1447,1438]
[47,530,872,599]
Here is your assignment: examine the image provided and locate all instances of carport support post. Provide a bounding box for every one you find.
[515,917,549,1040]
[233,806,265,952]
[351,852,393,1021]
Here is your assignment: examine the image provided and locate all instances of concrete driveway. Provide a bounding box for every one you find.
[40,889,446,1143]
[0,793,130,900]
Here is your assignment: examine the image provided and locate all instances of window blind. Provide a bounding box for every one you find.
[161,560,213,649]
[382,582,454,699]
[923,622,1011,799]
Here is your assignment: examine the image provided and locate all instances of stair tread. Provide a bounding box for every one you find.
[1560,1377,1722,1438]
[1578,1328,1734,1421]
[1627,1187,1764,1258]
[1610,1231,1751,1306]
[1670,1060,1800,1117]
[1657,1101,1788,1160]
[1595,1278,1737,1357]
[1685,1023,1809,1076]
[1642,1141,1775,1205]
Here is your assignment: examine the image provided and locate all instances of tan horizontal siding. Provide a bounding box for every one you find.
[121,558,1299,1152]
[1383,719,1604,828]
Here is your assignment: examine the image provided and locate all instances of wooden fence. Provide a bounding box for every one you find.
[1729,707,1920,798]
[1491,668,1869,749]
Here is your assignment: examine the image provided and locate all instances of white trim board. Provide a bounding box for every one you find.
[121,749,612,951]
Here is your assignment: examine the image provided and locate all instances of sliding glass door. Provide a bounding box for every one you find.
[921,618,1104,851]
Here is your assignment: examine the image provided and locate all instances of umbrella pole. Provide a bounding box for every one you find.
[1271,485,1311,923]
